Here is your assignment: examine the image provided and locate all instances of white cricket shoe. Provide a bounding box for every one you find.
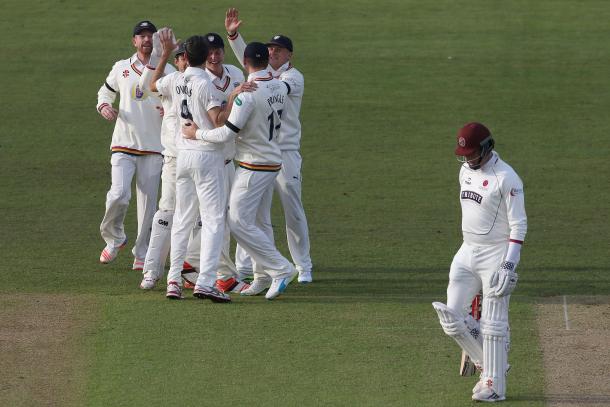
[139,271,158,290]
[193,285,231,303]
[472,378,485,395]
[99,238,128,264]
[240,279,271,296]
[297,267,312,284]
[265,267,298,300]
[166,281,183,300]
[472,385,505,402]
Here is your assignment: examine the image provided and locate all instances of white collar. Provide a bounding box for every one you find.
[247,69,273,82]
[269,61,291,77]
[206,65,226,82]
[184,66,208,80]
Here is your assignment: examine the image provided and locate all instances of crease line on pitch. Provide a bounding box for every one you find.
[562,295,570,330]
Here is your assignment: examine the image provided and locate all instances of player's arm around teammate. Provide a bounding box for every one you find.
[224,8,313,284]
[164,35,230,303]
[184,42,297,300]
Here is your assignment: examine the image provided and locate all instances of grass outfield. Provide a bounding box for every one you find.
[2,0,610,406]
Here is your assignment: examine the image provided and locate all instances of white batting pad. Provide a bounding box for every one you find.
[143,210,174,278]
[432,302,483,368]
[480,295,510,397]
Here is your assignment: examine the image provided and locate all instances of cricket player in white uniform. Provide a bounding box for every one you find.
[164,35,230,303]
[97,21,174,269]
[182,42,297,300]
[182,32,252,294]
[133,29,188,289]
[225,8,313,284]
[432,123,527,402]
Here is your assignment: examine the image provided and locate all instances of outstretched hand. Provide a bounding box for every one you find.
[159,28,179,56]
[225,8,242,34]
[234,81,257,95]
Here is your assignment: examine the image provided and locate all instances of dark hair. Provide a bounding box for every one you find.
[184,35,209,67]
[246,56,269,69]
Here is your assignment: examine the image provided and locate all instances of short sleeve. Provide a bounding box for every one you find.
[226,93,254,130]
[202,82,223,112]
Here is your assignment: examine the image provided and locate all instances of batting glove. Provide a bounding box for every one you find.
[490,261,518,297]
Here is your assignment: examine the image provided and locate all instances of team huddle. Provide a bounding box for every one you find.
[96,9,312,302]
[95,9,527,404]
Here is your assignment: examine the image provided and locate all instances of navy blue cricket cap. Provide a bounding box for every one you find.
[204,33,225,49]
[133,20,157,36]
[244,42,269,62]
[266,34,293,52]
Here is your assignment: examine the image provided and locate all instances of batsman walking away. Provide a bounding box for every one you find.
[433,122,527,403]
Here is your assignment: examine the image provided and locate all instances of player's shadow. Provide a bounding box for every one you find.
[286,266,448,304]
[510,394,610,404]
[285,265,610,304]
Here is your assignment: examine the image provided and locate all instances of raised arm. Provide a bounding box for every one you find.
[139,28,178,93]
[225,8,247,67]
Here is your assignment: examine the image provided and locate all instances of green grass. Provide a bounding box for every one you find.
[2,0,609,406]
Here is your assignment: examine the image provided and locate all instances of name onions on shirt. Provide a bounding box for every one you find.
[461,190,483,204]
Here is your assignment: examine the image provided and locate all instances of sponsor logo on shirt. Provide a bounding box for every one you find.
[465,177,471,185]
[131,84,148,101]
[235,96,242,106]
[510,187,523,196]
[123,70,130,78]
[461,190,483,204]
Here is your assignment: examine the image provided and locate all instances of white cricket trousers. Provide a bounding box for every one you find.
[184,162,238,280]
[447,241,511,396]
[166,149,226,288]
[447,241,508,314]
[100,152,162,259]
[229,167,293,279]
[158,156,178,211]
[235,150,312,273]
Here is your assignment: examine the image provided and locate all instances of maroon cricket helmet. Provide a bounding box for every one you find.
[455,122,492,156]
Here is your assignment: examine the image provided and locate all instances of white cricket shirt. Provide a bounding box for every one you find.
[97,53,175,155]
[227,33,304,151]
[177,67,223,152]
[206,64,245,160]
[195,69,287,168]
[459,152,527,246]
[155,70,182,157]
